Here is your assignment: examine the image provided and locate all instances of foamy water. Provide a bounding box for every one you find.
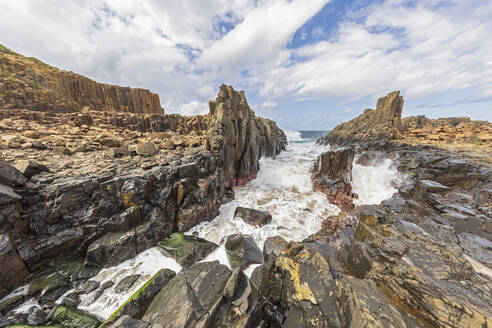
[70,132,400,319]
[352,157,399,205]
[78,248,181,320]
[188,141,340,251]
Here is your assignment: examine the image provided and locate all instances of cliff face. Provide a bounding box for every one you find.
[318,91,404,146]
[0,81,286,300]
[0,45,162,114]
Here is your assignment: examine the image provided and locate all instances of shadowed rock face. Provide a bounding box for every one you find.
[0,46,162,114]
[318,91,404,146]
[206,85,287,188]
[312,147,356,211]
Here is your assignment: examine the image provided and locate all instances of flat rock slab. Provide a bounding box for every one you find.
[234,207,272,226]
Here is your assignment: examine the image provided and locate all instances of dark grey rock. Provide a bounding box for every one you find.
[234,207,272,226]
[225,234,262,270]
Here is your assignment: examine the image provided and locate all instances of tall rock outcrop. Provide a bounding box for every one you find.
[318,91,403,146]
[206,85,287,187]
[0,44,162,114]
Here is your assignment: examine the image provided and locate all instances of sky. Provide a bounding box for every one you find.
[0,0,491,130]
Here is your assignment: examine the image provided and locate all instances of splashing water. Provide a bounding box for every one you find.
[78,248,181,320]
[187,141,340,250]
[352,157,399,205]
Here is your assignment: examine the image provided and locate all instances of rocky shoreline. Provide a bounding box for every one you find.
[1,43,491,328]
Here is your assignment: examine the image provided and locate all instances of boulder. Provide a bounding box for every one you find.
[53,146,73,156]
[107,315,149,328]
[234,207,272,226]
[143,262,231,326]
[225,234,262,269]
[160,139,175,150]
[157,232,218,267]
[136,142,157,157]
[143,261,254,327]
[0,157,27,187]
[0,184,22,206]
[14,160,50,178]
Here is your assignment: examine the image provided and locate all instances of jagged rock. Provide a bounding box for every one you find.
[0,48,163,114]
[312,147,356,211]
[101,269,175,326]
[14,160,50,178]
[206,85,287,188]
[319,91,404,146]
[28,272,70,303]
[53,146,73,156]
[111,146,130,157]
[157,232,217,267]
[136,142,157,157]
[337,202,492,328]
[76,280,100,295]
[160,139,175,150]
[0,82,286,299]
[0,157,27,187]
[251,241,418,327]
[27,308,47,325]
[0,234,29,297]
[234,207,272,226]
[107,315,149,328]
[142,261,256,327]
[86,230,137,267]
[143,262,231,326]
[0,184,21,205]
[100,206,143,233]
[225,234,262,269]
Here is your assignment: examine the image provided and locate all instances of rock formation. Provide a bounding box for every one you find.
[0,44,162,114]
[312,147,357,211]
[318,91,404,146]
[0,45,287,316]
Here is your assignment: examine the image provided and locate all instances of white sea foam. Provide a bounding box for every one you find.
[13,298,41,314]
[187,142,340,249]
[284,130,303,142]
[352,157,399,205]
[0,284,29,305]
[78,247,181,320]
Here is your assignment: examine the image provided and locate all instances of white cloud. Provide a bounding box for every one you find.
[0,0,490,123]
[179,101,208,116]
[260,1,492,105]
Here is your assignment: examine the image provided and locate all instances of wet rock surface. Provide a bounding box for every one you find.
[157,232,217,267]
[312,147,357,211]
[234,206,272,226]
